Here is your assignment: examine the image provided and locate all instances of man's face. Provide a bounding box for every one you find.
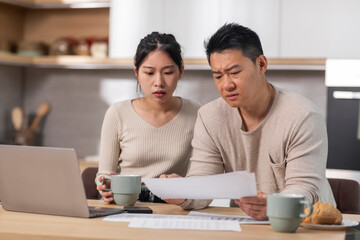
[209,49,266,108]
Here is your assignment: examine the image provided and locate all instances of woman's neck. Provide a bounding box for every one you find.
[139,96,181,113]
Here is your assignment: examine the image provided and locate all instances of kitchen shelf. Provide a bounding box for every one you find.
[0,53,326,71]
[0,0,109,9]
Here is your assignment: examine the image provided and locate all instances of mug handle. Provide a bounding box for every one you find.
[101,177,111,192]
[299,200,313,218]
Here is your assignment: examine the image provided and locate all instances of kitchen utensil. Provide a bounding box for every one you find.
[11,107,23,131]
[30,102,50,131]
[13,129,35,146]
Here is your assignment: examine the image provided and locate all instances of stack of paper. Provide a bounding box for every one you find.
[128,218,241,231]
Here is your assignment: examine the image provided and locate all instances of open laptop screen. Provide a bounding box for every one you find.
[0,145,123,218]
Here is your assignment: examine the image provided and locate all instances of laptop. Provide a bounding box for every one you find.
[0,144,124,218]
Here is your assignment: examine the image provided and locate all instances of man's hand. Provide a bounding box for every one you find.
[159,173,185,205]
[234,191,267,220]
[97,172,116,203]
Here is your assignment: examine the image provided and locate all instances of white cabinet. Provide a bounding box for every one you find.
[218,0,280,58]
[109,0,280,59]
[109,0,163,59]
[325,0,360,58]
[280,0,360,58]
[110,0,219,59]
[110,0,360,59]
[162,0,220,58]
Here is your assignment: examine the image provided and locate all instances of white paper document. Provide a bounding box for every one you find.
[103,212,269,225]
[128,218,241,232]
[103,213,210,222]
[188,211,270,225]
[143,171,256,199]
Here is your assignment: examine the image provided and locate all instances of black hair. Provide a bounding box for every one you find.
[134,32,183,72]
[204,23,263,64]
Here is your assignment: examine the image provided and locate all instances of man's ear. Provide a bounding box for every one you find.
[257,55,268,75]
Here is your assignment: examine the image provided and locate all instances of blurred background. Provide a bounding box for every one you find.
[0,0,359,182]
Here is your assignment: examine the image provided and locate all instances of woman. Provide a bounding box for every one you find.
[96,32,200,203]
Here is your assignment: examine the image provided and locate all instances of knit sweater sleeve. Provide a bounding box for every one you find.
[280,112,328,203]
[180,108,224,210]
[187,111,224,176]
[95,104,121,186]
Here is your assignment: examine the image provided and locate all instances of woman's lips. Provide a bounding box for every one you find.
[153,91,166,98]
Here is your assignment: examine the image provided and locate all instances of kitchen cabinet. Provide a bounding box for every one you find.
[110,0,360,59]
[109,0,220,59]
[110,0,280,59]
[217,0,280,58]
[0,0,110,46]
[280,0,360,58]
[0,0,328,70]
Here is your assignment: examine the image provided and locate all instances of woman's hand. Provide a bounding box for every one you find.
[159,173,185,205]
[234,191,267,220]
[96,172,116,203]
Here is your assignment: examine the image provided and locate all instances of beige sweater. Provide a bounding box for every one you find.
[96,98,200,185]
[181,86,336,210]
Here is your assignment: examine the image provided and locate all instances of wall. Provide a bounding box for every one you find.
[267,70,326,117]
[0,2,24,42]
[0,65,23,143]
[23,7,109,45]
[21,67,325,158]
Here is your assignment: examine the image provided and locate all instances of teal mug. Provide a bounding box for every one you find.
[267,193,313,233]
[102,174,141,206]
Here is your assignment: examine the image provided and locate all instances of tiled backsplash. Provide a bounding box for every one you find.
[0,67,326,158]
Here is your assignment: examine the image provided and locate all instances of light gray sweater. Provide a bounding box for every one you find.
[96,98,200,185]
[181,86,336,210]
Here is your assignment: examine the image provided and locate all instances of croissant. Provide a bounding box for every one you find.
[302,202,342,225]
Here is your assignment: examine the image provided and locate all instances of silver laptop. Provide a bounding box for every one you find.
[0,144,124,218]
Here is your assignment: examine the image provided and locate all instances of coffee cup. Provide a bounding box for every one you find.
[102,174,141,206]
[266,193,313,233]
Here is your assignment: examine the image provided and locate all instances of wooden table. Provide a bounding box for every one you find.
[0,200,359,240]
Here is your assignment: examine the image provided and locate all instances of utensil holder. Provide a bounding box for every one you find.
[13,129,35,146]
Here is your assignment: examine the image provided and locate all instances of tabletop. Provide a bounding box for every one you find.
[0,200,359,240]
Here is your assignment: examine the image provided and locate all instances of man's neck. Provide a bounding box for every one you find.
[239,82,274,132]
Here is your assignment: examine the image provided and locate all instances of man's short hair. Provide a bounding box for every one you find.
[204,23,264,64]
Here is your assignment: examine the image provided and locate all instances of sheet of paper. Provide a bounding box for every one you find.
[188,211,270,225]
[143,171,256,199]
[103,213,210,222]
[128,218,241,232]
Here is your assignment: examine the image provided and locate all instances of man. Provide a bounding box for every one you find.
[161,23,335,220]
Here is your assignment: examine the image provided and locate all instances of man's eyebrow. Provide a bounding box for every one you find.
[211,65,241,74]
[211,70,222,74]
[225,65,241,72]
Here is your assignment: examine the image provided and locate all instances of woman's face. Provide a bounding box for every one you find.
[135,50,183,104]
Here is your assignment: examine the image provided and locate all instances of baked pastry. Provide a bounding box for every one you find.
[302,202,342,224]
